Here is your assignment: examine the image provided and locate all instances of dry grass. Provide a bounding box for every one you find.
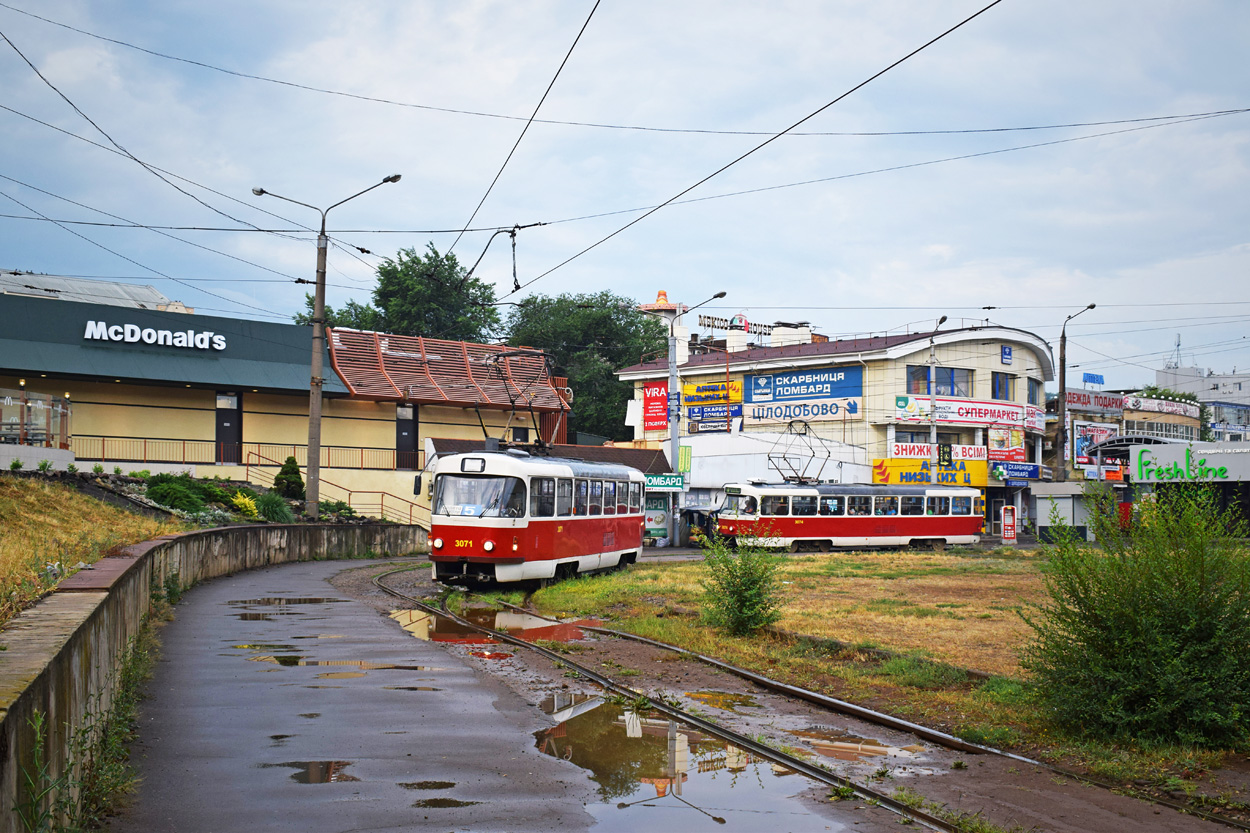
[0,475,185,625]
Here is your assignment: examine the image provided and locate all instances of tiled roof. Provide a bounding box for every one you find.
[327,328,567,411]
[429,439,672,474]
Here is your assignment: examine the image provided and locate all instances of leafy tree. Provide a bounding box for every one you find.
[272,456,305,500]
[700,533,783,636]
[294,243,500,342]
[504,292,666,441]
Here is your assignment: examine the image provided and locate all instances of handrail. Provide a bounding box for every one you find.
[244,450,428,527]
[70,436,422,472]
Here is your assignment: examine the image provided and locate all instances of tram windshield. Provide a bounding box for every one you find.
[433,475,527,518]
[725,493,757,516]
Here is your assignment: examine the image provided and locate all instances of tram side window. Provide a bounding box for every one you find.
[602,481,617,515]
[628,482,642,512]
[792,495,817,516]
[926,496,950,515]
[820,496,845,516]
[847,496,872,516]
[574,479,589,515]
[761,495,789,516]
[589,480,603,515]
[530,477,556,517]
[901,496,925,516]
[557,479,574,516]
[616,482,630,514]
[951,496,973,515]
[874,496,899,516]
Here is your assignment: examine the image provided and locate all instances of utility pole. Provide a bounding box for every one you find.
[928,316,947,482]
[1055,303,1095,483]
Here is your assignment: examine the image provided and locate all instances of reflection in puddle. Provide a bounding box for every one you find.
[258,760,358,783]
[400,780,455,790]
[232,643,296,652]
[245,656,442,671]
[412,798,479,808]
[468,651,513,660]
[685,691,762,713]
[228,597,350,606]
[382,686,442,691]
[390,608,599,646]
[299,713,320,719]
[315,671,366,679]
[788,728,925,763]
[534,702,834,829]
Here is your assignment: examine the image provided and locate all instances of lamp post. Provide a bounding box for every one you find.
[252,175,401,519]
[1055,303,1095,483]
[928,316,947,481]
[666,291,726,545]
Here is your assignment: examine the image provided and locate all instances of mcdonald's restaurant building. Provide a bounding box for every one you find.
[0,294,569,525]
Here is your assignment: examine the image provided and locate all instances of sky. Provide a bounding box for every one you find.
[1,0,1248,393]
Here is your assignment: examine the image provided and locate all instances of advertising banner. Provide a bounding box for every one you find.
[746,366,863,403]
[891,443,987,460]
[1072,420,1119,465]
[871,458,988,488]
[644,494,669,537]
[1123,396,1201,419]
[1066,388,1122,414]
[990,461,1040,480]
[987,426,1026,462]
[642,382,668,431]
[743,397,862,426]
[1131,445,1250,483]
[687,404,742,421]
[688,419,729,433]
[894,396,1045,432]
[681,380,742,405]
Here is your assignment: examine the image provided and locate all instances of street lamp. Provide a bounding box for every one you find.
[252,174,401,519]
[1055,303,1095,482]
[666,291,726,546]
[927,315,948,480]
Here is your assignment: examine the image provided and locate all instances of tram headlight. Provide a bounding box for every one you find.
[512,537,519,552]
[432,537,443,549]
[483,540,495,552]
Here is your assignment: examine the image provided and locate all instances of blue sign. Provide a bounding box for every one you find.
[1001,345,1013,365]
[993,462,1040,479]
[1004,479,1029,488]
[687,404,742,421]
[746,366,863,403]
[1083,372,1105,385]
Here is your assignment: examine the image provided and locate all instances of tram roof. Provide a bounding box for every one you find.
[729,482,977,495]
[429,438,672,474]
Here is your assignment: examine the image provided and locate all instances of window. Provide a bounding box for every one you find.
[628,482,642,512]
[901,496,925,516]
[761,495,789,516]
[512,426,530,443]
[896,430,961,445]
[820,496,845,516]
[1028,378,1043,406]
[574,479,589,515]
[728,494,757,515]
[792,495,817,516]
[936,367,973,397]
[992,372,1016,401]
[951,496,972,515]
[616,482,630,514]
[530,477,555,517]
[847,496,872,516]
[602,481,616,515]
[926,496,950,515]
[589,481,603,515]
[906,365,931,395]
[433,475,525,518]
[874,496,899,516]
[557,479,574,516]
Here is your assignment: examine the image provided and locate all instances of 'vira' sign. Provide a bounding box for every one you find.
[84,321,227,351]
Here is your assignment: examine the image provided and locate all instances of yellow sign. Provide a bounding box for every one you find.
[871,459,988,488]
[681,379,742,405]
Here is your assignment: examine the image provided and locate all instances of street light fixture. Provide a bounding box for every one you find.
[1055,303,1096,482]
[252,174,401,519]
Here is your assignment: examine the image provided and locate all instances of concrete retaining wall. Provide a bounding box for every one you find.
[0,523,427,832]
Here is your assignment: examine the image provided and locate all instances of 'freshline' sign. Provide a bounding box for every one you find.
[1133,447,1230,482]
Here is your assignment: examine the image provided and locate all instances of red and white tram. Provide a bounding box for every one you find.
[429,450,646,583]
[717,482,983,551]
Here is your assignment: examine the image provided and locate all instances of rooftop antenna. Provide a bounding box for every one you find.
[1164,334,1182,370]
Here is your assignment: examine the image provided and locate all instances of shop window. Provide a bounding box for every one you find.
[1028,378,1043,406]
[792,495,817,516]
[760,495,789,516]
[847,496,871,516]
[557,479,574,516]
[874,496,899,516]
[992,372,1016,401]
[901,496,925,516]
[530,477,555,517]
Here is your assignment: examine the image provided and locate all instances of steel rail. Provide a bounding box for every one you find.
[371,566,961,832]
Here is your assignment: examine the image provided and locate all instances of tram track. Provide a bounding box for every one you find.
[371,564,1250,832]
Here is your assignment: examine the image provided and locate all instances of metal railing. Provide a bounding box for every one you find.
[244,450,428,527]
[71,436,423,471]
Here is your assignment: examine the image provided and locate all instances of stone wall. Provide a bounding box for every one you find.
[0,523,427,832]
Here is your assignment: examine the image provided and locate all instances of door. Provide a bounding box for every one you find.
[396,405,417,470]
[216,392,242,463]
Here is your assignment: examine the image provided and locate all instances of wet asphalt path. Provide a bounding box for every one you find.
[108,560,598,833]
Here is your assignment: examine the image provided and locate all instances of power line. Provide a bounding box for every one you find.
[3,2,1242,140]
[0,212,516,235]
[503,0,1025,299]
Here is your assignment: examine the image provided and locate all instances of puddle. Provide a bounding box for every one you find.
[299,713,320,719]
[292,634,345,640]
[533,703,840,829]
[400,780,455,790]
[412,798,479,808]
[315,671,366,679]
[232,643,297,652]
[685,691,762,713]
[269,734,294,745]
[382,686,442,691]
[228,597,350,606]
[468,651,513,660]
[245,656,441,672]
[258,760,358,783]
[390,607,599,646]
[787,728,924,763]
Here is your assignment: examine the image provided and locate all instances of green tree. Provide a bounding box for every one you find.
[504,292,666,441]
[294,243,500,342]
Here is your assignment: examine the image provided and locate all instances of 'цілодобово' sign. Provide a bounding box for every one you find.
[1131,446,1243,482]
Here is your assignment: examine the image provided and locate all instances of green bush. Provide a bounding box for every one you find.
[66,463,78,474]
[1022,484,1250,747]
[318,499,356,518]
[9,459,23,471]
[92,464,104,474]
[700,534,783,636]
[256,491,296,523]
[272,456,305,500]
[127,469,151,479]
[37,460,52,473]
[145,480,204,513]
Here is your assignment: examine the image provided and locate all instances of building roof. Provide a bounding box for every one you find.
[617,325,1056,381]
[428,438,672,474]
[0,271,186,310]
[327,328,568,411]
